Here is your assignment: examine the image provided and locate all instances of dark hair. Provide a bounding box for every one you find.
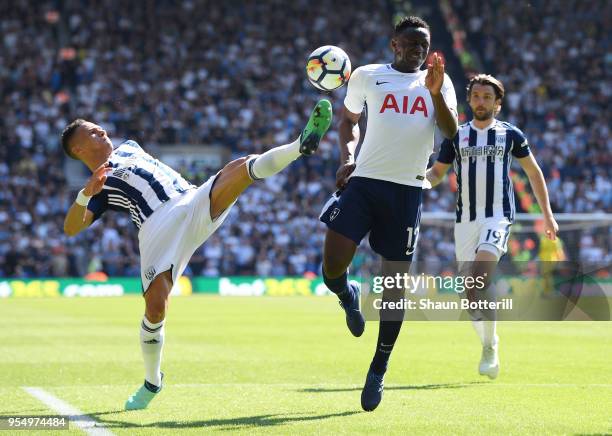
[394,16,430,35]
[61,118,86,159]
[466,74,505,101]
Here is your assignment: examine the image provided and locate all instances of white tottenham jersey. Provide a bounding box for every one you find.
[437,119,531,223]
[344,63,457,186]
[87,140,194,229]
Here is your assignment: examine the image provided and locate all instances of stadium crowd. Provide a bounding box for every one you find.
[0,0,609,278]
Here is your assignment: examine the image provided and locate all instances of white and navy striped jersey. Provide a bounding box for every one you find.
[437,119,531,223]
[87,140,194,229]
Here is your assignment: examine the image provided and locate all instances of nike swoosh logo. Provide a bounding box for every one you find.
[376,80,390,85]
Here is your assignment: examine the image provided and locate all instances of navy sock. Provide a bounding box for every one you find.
[322,268,350,302]
[370,320,404,375]
[144,378,162,393]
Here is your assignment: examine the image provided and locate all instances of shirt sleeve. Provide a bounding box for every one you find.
[437,137,456,163]
[511,127,531,158]
[343,67,366,114]
[87,190,108,222]
[440,73,457,113]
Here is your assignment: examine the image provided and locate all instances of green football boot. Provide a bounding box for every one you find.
[125,373,163,411]
[299,99,333,156]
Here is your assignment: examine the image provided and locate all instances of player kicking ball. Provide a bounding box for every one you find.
[426,74,558,379]
[61,100,332,410]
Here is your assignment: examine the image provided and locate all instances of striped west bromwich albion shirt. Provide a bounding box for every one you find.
[87,140,194,229]
[437,119,531,223]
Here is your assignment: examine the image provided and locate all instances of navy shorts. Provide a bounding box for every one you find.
[319,176,423,261]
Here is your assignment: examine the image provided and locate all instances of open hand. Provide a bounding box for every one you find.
[425,52,445,96]
[83,162,110,197]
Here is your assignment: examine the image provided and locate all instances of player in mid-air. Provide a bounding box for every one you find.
[61,100,332,410]
[319,16,458,411]
[426,74,558,378]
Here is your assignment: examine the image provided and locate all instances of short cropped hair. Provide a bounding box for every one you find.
[466,74,505,101]
[394,16,430,35]
[61,119,86,159]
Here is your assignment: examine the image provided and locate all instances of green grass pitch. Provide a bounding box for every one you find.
[0,296,610,435]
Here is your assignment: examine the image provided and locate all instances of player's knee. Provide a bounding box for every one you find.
[144,281,170,323]
[217,156,250,179]
[231,155,255,170]
[323,251,350,278]
[234,156,249,167]
[217,155,255,185]
[241,154,259,176]
[145,296,167,323]
[323,230,356,278]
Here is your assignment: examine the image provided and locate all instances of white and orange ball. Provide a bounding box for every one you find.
[306,45,351,91]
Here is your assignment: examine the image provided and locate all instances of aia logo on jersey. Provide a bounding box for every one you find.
[379,94,429,117]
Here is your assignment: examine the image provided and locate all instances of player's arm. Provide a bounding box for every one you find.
[64,204,95,236]
[517,154,559,240]
[338,106,360,164]
[425,137,455,188]
[425,53,458,139]
[425,161,451,188]
[336,106,361,189]
[336,65,366,190]
[63,162,109,236]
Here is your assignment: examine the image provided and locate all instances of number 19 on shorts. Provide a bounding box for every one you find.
[406,226,419,255]
[485,228,509,251]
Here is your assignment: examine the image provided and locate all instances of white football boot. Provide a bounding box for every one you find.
[479,336,500,379]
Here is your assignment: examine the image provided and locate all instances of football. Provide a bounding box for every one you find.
[306,45,351,91]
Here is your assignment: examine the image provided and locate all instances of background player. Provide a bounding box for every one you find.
[319,16,458,411]
[426,74,558,378]
[61,100,332,410]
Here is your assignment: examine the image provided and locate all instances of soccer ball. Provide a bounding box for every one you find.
[306,45,351,91]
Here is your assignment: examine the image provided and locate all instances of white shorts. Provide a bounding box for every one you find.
[454,216,512,262]
[138,174,235,293]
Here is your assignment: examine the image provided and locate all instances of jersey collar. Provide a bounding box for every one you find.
[387,64,421,75]
[469,118,497,132]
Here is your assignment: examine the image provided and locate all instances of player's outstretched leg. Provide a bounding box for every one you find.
[208,99,332,220]
[247,97,332,179]
[125,271,172,410]
[322,229,365,337]
[246,98,332,180]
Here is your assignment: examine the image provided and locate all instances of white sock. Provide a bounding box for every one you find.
[471,320,497,347]
[483,320,497,347]
[140,317,165,387]
[471,320,485,346]
[247,138,301,180]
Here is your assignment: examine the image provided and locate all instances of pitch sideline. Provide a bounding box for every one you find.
[22,386,115,436]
